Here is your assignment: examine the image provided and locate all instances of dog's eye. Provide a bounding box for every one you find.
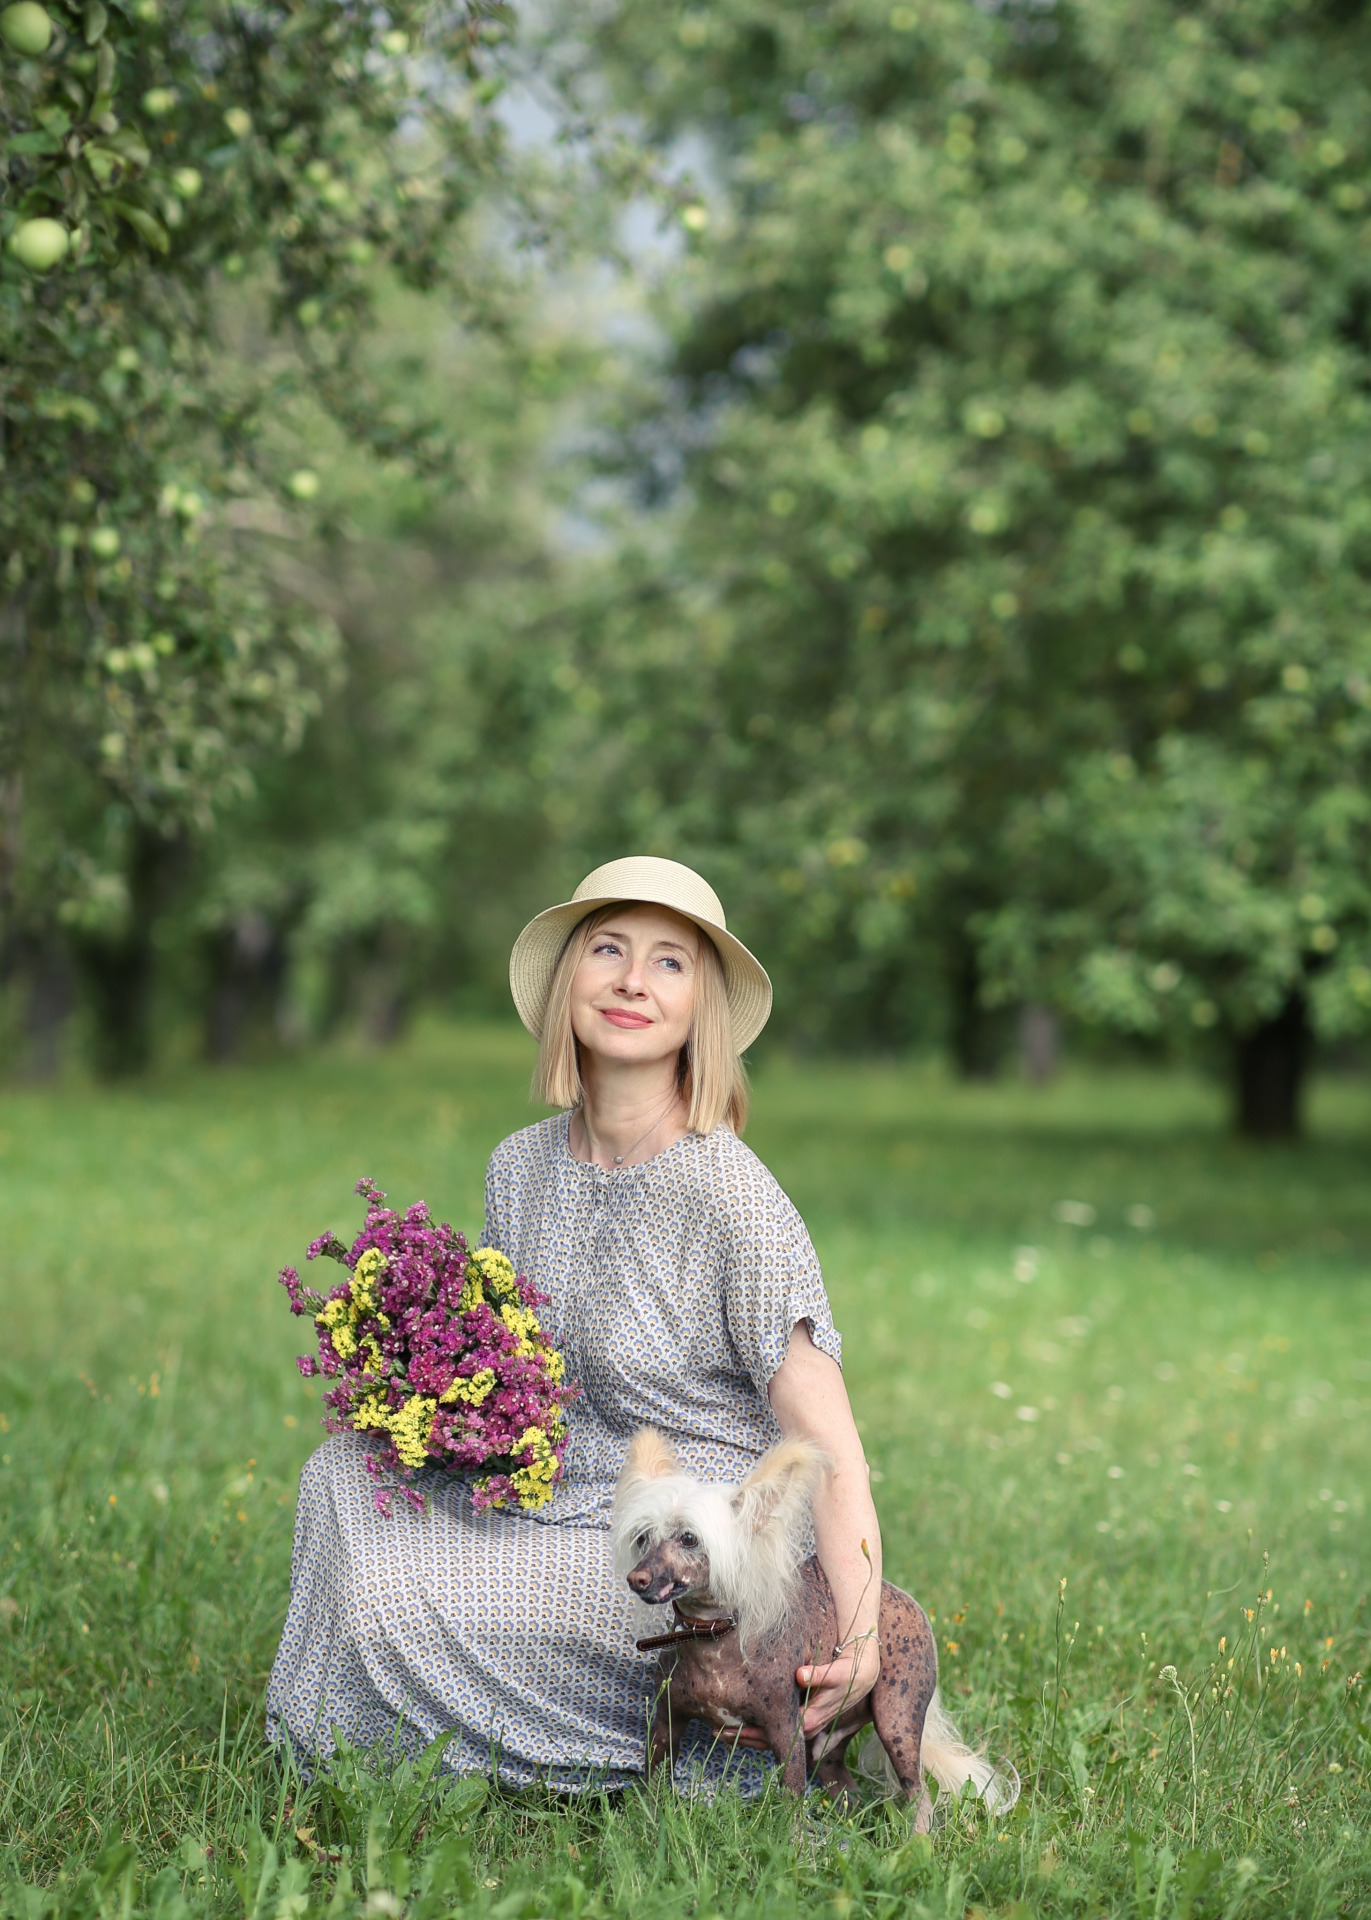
[634,1532,649,1554]
[680,1532,698,1550]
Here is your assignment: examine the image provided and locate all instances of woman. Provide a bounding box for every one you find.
[267,856,882,1791]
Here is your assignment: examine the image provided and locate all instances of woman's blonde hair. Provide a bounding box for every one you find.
[534,904,750,1134]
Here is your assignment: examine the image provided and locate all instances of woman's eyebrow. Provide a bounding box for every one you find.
[594,928,694,954]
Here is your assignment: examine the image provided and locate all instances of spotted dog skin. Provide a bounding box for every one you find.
[628,1550,939,1819]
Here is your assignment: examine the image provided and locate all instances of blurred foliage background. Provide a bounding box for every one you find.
[5,0,1371,1137]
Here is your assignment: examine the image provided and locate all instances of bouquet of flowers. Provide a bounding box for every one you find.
[281,1178,574,1516]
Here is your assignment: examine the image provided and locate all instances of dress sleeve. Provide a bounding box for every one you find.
[720,1158,842,1399]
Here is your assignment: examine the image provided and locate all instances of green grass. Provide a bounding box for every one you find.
[1,1023,1367,1919]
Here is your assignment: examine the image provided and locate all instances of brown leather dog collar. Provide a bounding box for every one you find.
[635,1604,737,1653]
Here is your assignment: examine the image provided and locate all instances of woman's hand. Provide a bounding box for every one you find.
[797,1632,881,1737]
[719,1637,880,1754]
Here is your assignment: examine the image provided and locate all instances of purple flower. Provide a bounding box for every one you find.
[285,1179,575,1517]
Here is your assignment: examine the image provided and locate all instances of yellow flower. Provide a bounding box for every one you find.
[440,1367,496,1407]
[388,1394,436,1469]
[458,1269,485,1312]
[473,1247,517,1298]
[349,1247,389,1314]
[500,1304,539,1357]
[351,1390,391,1435]
[510,1425,559,1509]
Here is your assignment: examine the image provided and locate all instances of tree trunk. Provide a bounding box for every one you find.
[948,932,1002,1080]
[1019,1002,1061,1084]
[203,911,282,1062]
[0,931,72,1079]
[1234,994,1309,1140]
[22,935,72,1079]
[74,827,177,1079]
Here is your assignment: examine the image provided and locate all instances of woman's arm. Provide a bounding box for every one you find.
[767,1319,882,1736]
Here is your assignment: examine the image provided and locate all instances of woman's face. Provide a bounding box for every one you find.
[569,904,700,1072]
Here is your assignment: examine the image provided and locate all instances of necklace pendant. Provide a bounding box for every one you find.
[613,1155,623,1165]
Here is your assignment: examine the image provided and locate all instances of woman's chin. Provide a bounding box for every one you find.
[577,1027,684,1067]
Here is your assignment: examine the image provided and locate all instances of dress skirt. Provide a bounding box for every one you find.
[267,1433,772,1793]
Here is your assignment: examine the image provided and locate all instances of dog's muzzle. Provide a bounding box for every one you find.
[627,1566,685,1605]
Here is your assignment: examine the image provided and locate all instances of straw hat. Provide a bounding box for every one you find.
[509,856,773,1053]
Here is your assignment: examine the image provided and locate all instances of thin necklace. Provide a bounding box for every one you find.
[578,1092,679,1167]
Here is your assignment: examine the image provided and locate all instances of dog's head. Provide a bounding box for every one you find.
[613,1429,722,1609]
[623,1525,712,1607]
[612,1428,831,1646]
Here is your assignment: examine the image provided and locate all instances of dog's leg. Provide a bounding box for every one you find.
[868,1588,939,1829]
[810,1722,862,1805]
[763,1711,811,1796]
[646,1681,685,1781]
[806,1693,873,1804]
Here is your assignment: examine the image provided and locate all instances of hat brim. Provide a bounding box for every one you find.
[509,895,772,1054]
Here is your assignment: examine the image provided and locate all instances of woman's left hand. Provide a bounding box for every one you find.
[797,1632,881,1737]
[721,1635,880,1754]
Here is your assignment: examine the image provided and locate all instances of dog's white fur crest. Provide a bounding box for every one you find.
[614,1428,1020,1814]
[612,1429,830,1653]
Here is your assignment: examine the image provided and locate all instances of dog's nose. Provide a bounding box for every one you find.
[627,1566,651,1594]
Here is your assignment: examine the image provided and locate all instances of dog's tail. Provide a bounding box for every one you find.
[919,1689,1020,1815]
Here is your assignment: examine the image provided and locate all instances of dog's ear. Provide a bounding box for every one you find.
[731,1439,829,1540]
[624,1427,680,1482]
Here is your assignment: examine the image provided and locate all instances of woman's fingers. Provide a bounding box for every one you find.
[796,1648,880,1734]
[718,1724,770,1751]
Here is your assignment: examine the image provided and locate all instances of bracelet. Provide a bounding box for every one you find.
[832,1630,880,1659]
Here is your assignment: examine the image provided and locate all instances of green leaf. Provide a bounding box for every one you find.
[1174,1848,1223,1920]
[111,198,169,251]
[84,145,120,184]
[84,0,108,44]
[101,128,151,166]
[34,390,102,428]
[5,130,67,155]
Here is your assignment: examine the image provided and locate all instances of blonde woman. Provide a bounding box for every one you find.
[267,857,880,1791]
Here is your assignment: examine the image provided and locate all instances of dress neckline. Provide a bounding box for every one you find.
[558,1107,705,1177]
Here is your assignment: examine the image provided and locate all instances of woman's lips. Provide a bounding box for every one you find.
[601,1009,653,1028]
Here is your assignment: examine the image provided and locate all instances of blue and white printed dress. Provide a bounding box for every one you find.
[266,1112,842,1792]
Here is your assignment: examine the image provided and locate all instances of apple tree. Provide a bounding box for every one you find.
[1,0,505,1071]
[573,0,1371,1132]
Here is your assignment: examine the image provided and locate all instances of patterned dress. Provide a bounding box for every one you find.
[266,1111,842,1791]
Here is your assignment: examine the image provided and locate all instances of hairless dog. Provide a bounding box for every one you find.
[613,1430,1017,1822]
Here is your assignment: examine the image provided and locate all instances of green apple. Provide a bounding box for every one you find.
[287,469,320,500]
[89,527,121,558]
[0,2,52,54]
[8,217,69,272]
[171,167,202,198]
